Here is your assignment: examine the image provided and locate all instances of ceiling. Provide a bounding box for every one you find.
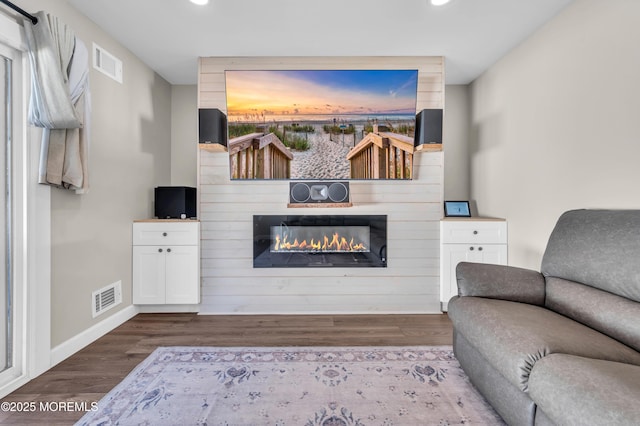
[67,0,574,85]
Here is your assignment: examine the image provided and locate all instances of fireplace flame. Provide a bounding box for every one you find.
[273,231,367,253]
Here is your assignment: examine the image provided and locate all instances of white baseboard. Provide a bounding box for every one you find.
[50,305,138,368]
[136,304,200,313]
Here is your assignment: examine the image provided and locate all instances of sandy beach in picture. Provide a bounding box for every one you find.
[225,70,418,180]
[288,124,352,180]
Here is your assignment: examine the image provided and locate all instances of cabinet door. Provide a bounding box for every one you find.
[440,244,508,308]
[475,244,508,265]
[441,245,471,306]
[133,246,166,304]
[165,245,199,304]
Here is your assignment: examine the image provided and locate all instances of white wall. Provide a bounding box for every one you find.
[469,0,640,270]
[443,85,470,202]
[14,0,173,347]
[199,152,443,314]
[198,57,445,314]
[171,85,198,186]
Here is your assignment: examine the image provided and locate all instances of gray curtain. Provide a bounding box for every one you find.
[24,11,90,193]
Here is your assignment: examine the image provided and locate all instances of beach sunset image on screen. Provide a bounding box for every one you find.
[225,69,419,180]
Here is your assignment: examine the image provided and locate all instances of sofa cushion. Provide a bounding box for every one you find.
[546,277,640,352]
[528,354,640,426]
[541,209,640,302]
[447,297,640,392]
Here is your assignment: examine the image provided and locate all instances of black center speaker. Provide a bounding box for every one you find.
[289,181,350,204]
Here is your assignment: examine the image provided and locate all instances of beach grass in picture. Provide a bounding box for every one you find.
[225,70,419,180]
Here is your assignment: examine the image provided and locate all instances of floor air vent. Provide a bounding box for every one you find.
[92,281,122,318]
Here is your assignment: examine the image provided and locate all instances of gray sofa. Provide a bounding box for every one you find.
[448,209,640,426]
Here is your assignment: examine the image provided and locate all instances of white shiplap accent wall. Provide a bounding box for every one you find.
[198,57,444,314]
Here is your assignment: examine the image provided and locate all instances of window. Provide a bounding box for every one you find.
[0,12,51,398]
[0,40,21,388]
[0,47,11,375]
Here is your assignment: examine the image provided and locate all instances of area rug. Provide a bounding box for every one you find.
[76,346,504,426]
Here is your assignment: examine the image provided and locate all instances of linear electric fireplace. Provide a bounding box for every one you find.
[253,215,387,268]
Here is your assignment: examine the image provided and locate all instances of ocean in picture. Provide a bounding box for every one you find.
[225,70,419,180]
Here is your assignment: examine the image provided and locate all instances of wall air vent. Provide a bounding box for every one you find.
[92,43,123,83]
[92,281,122,318]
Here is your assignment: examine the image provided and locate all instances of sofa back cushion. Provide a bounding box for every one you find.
[545,277,640,352]
[541,209,640,302]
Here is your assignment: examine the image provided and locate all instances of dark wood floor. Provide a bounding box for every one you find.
[0,313,452,425]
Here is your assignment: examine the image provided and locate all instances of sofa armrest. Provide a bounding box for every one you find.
[529,354,640,426]
[456,262,546,305]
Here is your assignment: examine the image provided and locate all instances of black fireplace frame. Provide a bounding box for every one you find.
[253,215,387,268]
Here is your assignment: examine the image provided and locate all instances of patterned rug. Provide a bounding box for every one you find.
[76,346,504,425]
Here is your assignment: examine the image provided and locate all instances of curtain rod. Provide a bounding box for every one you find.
[0,0,37,24]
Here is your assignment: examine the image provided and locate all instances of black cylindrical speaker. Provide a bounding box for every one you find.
[199,108,228,146]
[414,109,443,146]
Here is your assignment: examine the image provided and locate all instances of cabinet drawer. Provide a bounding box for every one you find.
[441,220,507,244]
[133,222,199,246]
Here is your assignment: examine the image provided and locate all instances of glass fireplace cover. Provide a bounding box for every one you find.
[271,225,370,253]
[253,215,387,268]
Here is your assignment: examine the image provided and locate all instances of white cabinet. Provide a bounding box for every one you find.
[440,218,507,311]
[133,220,200,305]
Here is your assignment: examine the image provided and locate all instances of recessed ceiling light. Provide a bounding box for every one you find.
[190,0,209,5]
[431,0,451,5]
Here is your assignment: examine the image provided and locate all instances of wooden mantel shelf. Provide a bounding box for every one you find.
[199,143,228,153]
[415,143,442,152]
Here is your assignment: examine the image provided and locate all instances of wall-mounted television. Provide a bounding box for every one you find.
[225,69,419,181]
